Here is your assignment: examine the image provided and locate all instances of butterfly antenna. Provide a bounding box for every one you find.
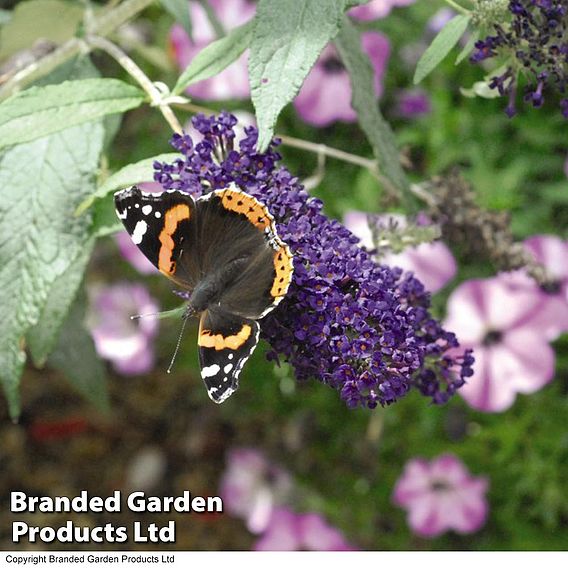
[167,314,190,374]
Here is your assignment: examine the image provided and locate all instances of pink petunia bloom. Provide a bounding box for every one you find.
[115,183,162,274]
[169,0,254,100]
[349,0,416,21]
[87,282,159,375]
[495,236,568,341]
[219,448,293,534]
[444,276,558,412]
[524,235,568,304]
[294,32,390,126]
[254,507,356,551]
[343,211,456,293]
[393,454,489,538]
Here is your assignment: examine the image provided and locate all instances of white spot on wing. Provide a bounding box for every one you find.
[224,364,233,374]
[202,364,220,378]
[142,204,152,215]
[212,387,235,404]
[155,211,161,218]
[118,209,127,219]
[132,220,148,244]
[228,353,234,360]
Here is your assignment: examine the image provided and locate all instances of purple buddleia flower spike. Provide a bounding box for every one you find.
[153,112,473,409]
[471,0,568,118]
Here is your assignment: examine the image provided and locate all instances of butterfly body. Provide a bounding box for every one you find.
[114,185,293,403]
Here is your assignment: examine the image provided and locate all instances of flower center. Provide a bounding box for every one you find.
[322,55,344,74]
[541,280,562,295]
[482,329,503,346]
[430,480,451,492]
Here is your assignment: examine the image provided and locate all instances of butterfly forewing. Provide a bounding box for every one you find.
[115,186,198,288]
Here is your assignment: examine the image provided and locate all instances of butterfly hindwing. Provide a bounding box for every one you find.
[198,309,260,404]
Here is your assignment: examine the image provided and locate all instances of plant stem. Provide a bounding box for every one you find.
[442,0,471,15]
[87,35,183,134]
[280,135,401,201]
[278,134,378,172]
[409,182,437,208]
[0,0,154,100]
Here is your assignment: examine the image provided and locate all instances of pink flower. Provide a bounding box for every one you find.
[444,277,558,412]
[495,236,568,341]
[114,183,162,274]
[343,211,456,293]
[87,282,159,375]
[524,235,568,304]
[219,448,293,534]
[349,0,416,20]
[254,508,355,551]
[169,0,254,100]
[393,454,489,538]
[294,32,390,126]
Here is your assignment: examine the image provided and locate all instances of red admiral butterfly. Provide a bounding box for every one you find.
[114,185,294,403]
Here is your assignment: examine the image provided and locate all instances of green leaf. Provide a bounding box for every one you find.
[26,56,103,368]
[0,120,105,420]
[335,17,410,201]
[27,242,94,367]
[173,19,254,95]
[35,54,100,86]
[455,29,479,65]
[160,0,192,38]
[76,152,179,215]
[48,292,109,413]
[249,0,351,151]
[0,78,145,151]
[0,0,83,62]
[414,14,470,84]
[92,193,123,238]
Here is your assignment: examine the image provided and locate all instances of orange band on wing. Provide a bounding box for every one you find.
[198,323,252,351]
[271,244,293,298]
[158,204,191,275]
[218,189,272,231]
